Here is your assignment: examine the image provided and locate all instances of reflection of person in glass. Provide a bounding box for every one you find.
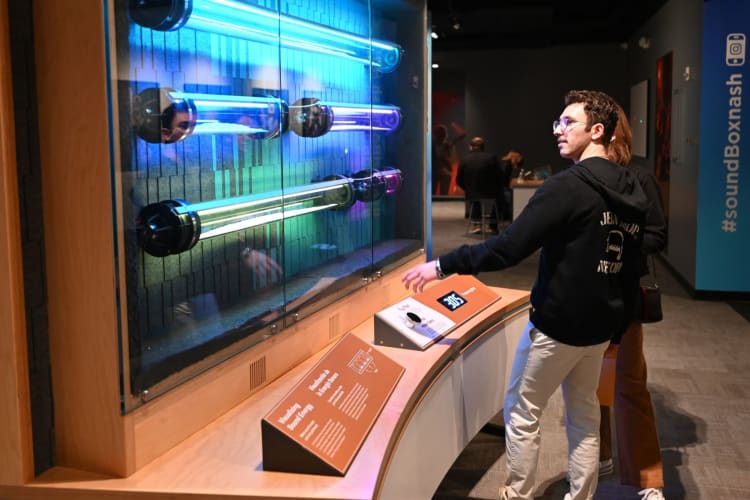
[161,102,194,143]
[173,245,283,330]
[290,98,332,138]
[241,246,283,284]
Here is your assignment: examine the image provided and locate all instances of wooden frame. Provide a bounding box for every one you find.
[24,0,431,479]
[0,0,35,485]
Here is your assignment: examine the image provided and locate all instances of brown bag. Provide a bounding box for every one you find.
[638,256,662,323]
[639,284,663,323]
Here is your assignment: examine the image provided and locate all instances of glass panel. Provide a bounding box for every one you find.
[109,0,425,412]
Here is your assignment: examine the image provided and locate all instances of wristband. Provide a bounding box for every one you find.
[435,258,447,279]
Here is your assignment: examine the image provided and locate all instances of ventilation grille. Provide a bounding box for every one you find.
[249,356,267,390]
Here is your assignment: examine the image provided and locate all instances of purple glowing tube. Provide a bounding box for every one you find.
[351,168,403,202]
[328,104,402,133]
[377,167,404,195]
[289,98,402,137]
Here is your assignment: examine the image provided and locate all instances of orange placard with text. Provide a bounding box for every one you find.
[261,333,404,476]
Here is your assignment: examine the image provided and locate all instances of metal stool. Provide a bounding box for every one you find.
[466,198,499,238]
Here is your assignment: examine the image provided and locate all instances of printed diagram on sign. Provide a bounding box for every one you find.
[348,348,378,374]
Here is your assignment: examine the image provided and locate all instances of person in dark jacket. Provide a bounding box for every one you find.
[456,137,505,233]
[402,90,650,500]
[597,105,667,500]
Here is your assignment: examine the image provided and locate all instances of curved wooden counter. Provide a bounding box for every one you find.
[9,287,530,500]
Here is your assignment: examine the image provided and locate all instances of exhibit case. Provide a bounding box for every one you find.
[109,0,427,411]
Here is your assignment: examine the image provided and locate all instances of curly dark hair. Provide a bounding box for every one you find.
[564,90,619,144]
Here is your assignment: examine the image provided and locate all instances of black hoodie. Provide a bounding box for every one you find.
[438,156,650,346]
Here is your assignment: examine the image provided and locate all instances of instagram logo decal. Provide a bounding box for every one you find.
[726,33,746,66]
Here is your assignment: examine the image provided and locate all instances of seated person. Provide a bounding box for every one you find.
[456,137,504,233]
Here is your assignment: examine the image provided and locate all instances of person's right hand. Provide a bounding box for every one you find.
[401,260,439,293]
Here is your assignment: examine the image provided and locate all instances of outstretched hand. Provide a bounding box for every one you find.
[401,260,439,293]
[242,248,283,280]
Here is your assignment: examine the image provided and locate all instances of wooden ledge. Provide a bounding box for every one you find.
[10,287,530,500]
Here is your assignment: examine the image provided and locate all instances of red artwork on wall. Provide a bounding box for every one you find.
[432,89,466,197]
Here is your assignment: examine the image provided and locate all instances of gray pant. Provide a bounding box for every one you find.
[501,322,609,500]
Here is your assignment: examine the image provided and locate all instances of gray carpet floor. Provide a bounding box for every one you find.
[429,200,750,500]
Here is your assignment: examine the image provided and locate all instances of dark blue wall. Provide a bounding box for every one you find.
[432,43,628,174]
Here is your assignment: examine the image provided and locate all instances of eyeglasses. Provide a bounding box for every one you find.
[552,117,586,133]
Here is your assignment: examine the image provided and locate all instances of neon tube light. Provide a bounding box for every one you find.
[376,167,404,195]
[133,87,289,143]
[137,178,355,257]
[289,98,402,137]
[352,168,403,202]
[129,0,403,72]
[137,169,404,256]
[197,179,353,239]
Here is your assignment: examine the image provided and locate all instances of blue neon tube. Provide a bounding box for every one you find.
[129,0,403,72]
[137,177,356,256]
[133,87,289,143]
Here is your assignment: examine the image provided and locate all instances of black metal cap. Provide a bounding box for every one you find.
[352,169,386,202]
[128,0,192,31]
[136,199,200,257]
